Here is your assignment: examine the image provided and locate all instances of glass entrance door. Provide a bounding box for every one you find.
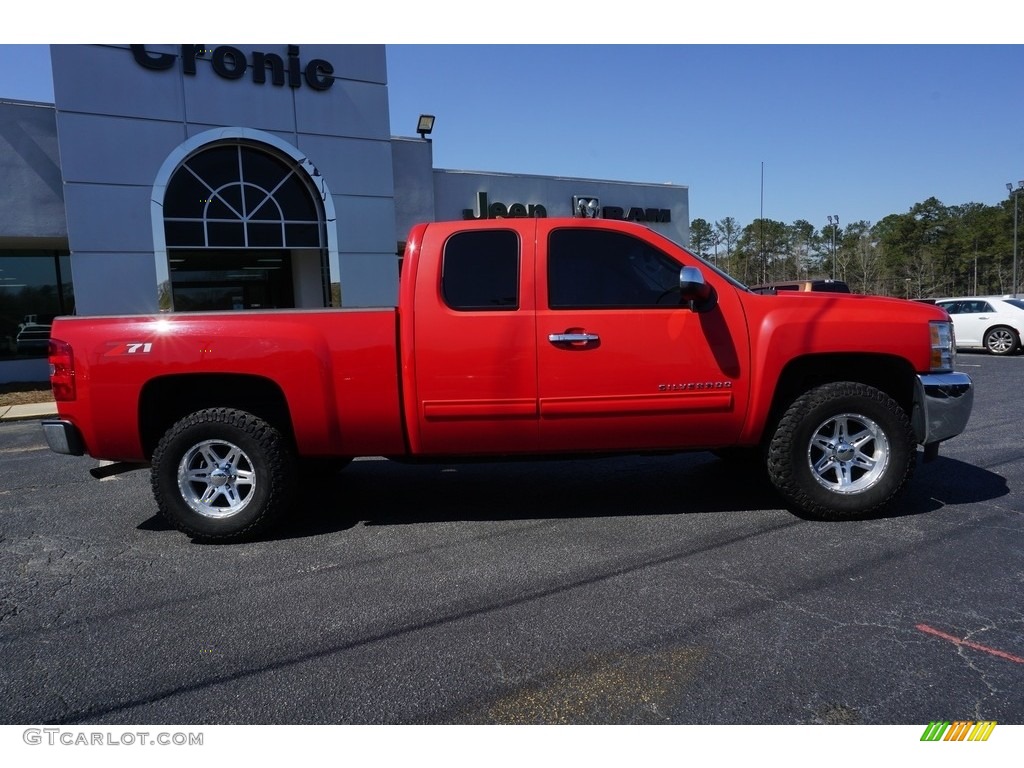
[168,250,295,311]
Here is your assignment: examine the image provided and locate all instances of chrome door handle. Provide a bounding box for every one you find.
[548,333,600,344]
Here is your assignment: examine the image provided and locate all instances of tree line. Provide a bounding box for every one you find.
[689,194,1024,298]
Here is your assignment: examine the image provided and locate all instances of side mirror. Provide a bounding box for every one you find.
[679,266,717,313]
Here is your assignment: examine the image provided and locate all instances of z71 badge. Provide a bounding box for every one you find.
[105,342,153,356]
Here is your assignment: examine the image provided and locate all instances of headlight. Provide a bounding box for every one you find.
[929,320,956,372]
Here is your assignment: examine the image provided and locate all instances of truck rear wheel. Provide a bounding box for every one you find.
[767,382,915,520]
[151,408,296,541]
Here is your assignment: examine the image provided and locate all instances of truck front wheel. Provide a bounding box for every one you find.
[767,382,915,520]
[151,408,296,541]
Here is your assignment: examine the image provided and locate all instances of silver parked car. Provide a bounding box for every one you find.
[934,296,1024,355]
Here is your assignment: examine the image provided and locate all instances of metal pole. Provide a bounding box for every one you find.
[1014,191,1019,298]
[835,215,839,280]
[827,214,839,280]
[827,217,832,279]
[1008,181,1022,298]
[760,162,765,284]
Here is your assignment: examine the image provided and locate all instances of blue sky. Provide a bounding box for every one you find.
[2,40,1021,234]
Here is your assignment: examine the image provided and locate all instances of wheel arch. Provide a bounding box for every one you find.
[763,353,917,442]
[766,379,917,519]
[139,374,293,459]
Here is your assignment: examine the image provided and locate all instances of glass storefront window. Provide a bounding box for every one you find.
[0,251,74,360]
[167,250,295,311]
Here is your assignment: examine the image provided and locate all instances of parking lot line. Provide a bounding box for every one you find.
[916,623,1024,664]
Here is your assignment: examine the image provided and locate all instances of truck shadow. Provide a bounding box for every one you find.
[276,451,1010,540]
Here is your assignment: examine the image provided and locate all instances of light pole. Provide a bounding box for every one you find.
[827,214,839,279]
[806,231,812,279]
[973,238,978,296]
[1008,181,1024,298]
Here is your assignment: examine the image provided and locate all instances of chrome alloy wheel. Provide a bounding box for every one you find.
[177,439,257,518]
[806,412,890,494]
[985,327,1016,355]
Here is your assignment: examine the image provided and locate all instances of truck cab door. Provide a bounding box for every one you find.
[535,222,750,453]
[408,222,539,455]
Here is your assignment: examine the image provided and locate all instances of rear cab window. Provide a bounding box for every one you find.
[441,230,520,311]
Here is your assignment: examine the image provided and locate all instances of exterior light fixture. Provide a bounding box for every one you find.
[417,114,435,139]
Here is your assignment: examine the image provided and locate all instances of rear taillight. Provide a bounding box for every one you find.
[48,338,76,401]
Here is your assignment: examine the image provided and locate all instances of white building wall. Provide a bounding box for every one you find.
[0,100,66,242]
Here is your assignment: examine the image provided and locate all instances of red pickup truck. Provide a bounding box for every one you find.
[42,218,973,541]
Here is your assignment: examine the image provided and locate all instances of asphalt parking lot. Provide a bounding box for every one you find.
[0,352,1021,726]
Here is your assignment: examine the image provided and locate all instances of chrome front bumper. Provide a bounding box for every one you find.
[912,372,974,453]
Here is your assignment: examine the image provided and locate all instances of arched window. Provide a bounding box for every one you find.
[159,141,330,312]
[163,143,324,249]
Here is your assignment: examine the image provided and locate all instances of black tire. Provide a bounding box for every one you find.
[151,408,296,541]
[983,325,1019,356]
[767,382,915,520]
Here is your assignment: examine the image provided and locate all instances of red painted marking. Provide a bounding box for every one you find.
[916,623,1024,664]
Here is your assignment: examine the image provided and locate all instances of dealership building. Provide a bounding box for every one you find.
[0,44,689,383]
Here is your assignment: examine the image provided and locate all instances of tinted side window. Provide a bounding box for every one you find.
[810,282,851,293]
[548,229,681,309]
[441,230,519,311]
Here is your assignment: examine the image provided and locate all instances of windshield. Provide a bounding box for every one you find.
[1003,298,1024,311]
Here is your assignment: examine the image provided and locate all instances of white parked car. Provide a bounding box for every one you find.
[934,296,1024,355]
